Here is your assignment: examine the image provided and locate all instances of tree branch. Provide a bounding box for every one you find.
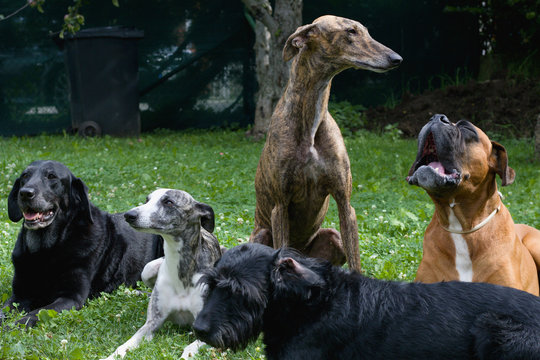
[0,1,31,22]
[241,0,278,35]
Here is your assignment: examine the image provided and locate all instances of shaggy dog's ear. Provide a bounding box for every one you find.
[195,202,215,233]
[490,141,515,186]
[70,175,94,224]
[8,177,23,222]
[283,23,318,62]
[278,257,323,286]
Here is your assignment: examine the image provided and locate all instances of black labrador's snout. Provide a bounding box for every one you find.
[19,187,36,200]
[124,210,139,224]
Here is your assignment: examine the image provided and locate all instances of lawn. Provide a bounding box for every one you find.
[0,129,538,359]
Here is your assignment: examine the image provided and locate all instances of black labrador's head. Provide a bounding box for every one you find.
[8,160,93,230]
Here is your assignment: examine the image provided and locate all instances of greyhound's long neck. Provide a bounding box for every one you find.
[162,233,200,289]
[283,60,335,145]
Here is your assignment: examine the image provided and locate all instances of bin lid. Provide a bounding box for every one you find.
[65,26,144,40]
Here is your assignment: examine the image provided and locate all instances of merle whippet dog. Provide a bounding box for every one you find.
[102,189,221,359]
[193,243,540,360]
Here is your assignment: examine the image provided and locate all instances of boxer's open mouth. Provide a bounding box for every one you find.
[407,132,461,190]
[22,207,57,229]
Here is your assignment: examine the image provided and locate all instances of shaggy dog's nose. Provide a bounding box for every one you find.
[192,318,211,342]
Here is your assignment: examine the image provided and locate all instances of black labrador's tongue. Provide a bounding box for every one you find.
[407,165,457,192]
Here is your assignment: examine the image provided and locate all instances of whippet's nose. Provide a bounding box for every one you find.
[124,210,138,223]
[19,188,36,200]
[389,52,403,66]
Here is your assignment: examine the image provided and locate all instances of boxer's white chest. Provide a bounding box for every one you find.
[448,208,473,282]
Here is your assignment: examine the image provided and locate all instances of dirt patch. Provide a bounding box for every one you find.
[365,79,540,138]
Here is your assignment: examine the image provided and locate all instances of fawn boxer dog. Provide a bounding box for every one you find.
[250,15,402,272]
[407,114,540,295]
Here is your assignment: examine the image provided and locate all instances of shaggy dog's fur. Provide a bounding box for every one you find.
[194,243,540,360]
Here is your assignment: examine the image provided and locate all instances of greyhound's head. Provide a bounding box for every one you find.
[283,15,402,74]
[124,188,214,240]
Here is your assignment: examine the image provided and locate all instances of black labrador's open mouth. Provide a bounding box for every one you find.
[23,208,56,229]
[407,132,461,192]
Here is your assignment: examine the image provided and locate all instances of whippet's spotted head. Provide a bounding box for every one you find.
[124,189,215,239]
[283,15,402,74]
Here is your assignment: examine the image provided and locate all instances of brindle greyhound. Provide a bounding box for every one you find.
[249,15,402,271]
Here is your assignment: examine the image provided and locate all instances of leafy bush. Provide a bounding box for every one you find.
[328,100,367,136]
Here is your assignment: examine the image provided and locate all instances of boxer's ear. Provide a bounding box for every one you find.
[490,141,515,186]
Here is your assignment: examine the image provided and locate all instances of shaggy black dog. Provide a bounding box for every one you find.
[193,243,540,360]
[2,160,163,326]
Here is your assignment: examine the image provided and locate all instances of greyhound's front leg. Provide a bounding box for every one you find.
[271,204,290,248]
[333,192,361,272]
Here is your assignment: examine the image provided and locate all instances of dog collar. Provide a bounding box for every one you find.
[441,204,501,234]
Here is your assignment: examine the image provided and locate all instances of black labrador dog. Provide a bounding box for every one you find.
[194,243,540,360]
[2,160,163,326]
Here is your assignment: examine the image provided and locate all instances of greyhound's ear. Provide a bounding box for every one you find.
[277,257,323,286]
[8,177,23,222]
[70,176,94,224]
[490,141,515,186]
[283,23,318,62]
[196,202,215,233]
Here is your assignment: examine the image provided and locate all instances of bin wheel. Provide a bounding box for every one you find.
[78,121,102,137]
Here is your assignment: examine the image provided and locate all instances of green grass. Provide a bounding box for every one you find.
[0,129,538,359]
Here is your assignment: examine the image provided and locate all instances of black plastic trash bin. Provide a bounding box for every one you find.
[63,26,144,137]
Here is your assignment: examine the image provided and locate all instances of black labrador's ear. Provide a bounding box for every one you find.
[277,257,323,286]
[283,23,318,62]
[70,176,94,224]
[490,141,515,186]
[195,202,215,233]
[8,177,23,222]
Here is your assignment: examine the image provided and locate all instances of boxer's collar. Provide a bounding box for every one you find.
[441,193,503,234]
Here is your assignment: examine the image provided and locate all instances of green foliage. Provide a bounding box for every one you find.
[328,100,367,136]
[0,130,537,358]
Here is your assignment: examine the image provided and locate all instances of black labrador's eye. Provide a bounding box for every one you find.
[47,173,57,180]
[347,28,357,35]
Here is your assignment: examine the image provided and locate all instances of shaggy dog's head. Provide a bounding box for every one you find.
[193,243,275,350]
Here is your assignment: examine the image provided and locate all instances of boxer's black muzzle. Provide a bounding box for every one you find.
[407,114,479,195]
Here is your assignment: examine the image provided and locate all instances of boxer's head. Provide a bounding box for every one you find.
[407,114,515,198]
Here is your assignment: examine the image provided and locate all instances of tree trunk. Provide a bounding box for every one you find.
[242,0,303,139]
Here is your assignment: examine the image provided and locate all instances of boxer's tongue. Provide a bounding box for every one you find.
[428,161,445,176]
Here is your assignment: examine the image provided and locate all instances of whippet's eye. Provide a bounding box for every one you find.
[163,199,174,206]
[347,28,357,35]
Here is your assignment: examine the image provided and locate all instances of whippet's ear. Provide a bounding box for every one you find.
[196,202,215,233]
[8,177,23,222]
[70,175,94,224]
[490,141,515,186]
[283,23,318,62]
